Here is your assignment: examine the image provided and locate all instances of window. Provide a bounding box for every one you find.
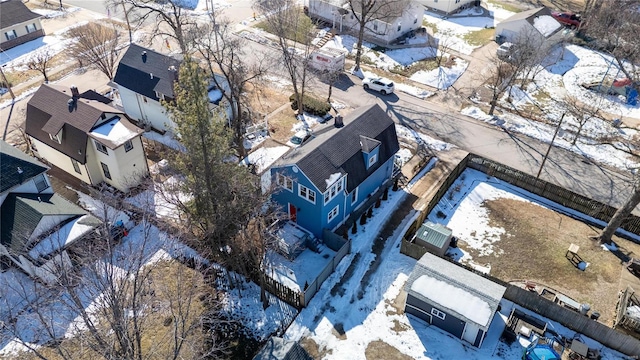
[95,140,108,155]
[49,131,62,144]
[71,158,81,174]
[414,17,418,24]
[124,140,133,152]
[276,173,293,192]
[373,22,378,31]
[368,154,378,168]
[5,30,17,41]
[101,162,112,180]
[34,174,48,192]
[397,24,402,32]
[298,184,315,204]
[324,178,344,205]
[351,188,358,205]
[25,23,37,33]
[328,205,339,222]
[431,308,446,320]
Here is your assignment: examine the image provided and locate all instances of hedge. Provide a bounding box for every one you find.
[289,93,331,116]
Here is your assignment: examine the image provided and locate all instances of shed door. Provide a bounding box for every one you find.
[462,322,480,344]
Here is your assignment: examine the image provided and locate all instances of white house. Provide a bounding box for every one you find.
[25,84,149,193]
[307,0,424,45]
[495,7,567,49]
[112,44,233,134]
[0,141,101,284]
[417,0,479,15]
[0,0,45,51]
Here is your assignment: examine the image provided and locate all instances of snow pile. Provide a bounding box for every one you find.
[396,83,435,99]
[411,275,492,326]
[325,172,342,187]
[395,124,455,152]
[32,7,81,19]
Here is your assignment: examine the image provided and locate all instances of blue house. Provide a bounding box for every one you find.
[270,104,399,239]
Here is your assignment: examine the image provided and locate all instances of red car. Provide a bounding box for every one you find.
[552,12,582,28]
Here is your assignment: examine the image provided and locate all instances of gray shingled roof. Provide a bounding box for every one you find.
[1,193,87,252]
[405,252,506,329]
[1,140,48,193]
[274,104,399,193]
[25,84,132,162]
[112,44,182,100]
[0,0,41,29]
[414,222,452,249]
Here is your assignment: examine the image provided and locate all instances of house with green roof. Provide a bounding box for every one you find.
[1,141,100,283]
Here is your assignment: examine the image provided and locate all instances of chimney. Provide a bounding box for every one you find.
[334,114,344,128]
[168,66,178,81]
[141,51,147,63]
[70,85,79,98]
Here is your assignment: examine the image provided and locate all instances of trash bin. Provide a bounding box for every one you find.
[590,312,600,320]
[495,34,505,44]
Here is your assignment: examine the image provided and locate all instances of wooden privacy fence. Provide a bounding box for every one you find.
[263,233,351,309]
[466,155,640,237]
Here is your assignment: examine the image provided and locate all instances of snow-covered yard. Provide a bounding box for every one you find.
[282,163,629,360]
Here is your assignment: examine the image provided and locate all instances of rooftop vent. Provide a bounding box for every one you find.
[141,51,147,63]
[17,166,23,174]
[70,85,79,98]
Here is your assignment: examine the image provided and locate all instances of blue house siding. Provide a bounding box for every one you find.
[405,294,466,339]
[346,156,394,215]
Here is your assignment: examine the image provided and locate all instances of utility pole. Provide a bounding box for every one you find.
[536,113,565,179]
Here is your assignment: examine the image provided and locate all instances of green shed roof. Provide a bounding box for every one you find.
[414,222,452,249]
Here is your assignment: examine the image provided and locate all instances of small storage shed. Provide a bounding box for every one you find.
[404,253,506,347]
[411,221,452,257]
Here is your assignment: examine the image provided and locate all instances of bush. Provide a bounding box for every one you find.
[290,93,331,116]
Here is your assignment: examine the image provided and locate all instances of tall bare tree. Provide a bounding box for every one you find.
[107,0,198,53]
[346,0,410,71]
[26,49,54,83]
[65,23,122,80]
[254,0,316,115]
[0,190,224,359]
[560,95,603,145]
[193,14,268,156]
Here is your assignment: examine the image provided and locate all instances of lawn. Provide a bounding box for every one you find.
[440,170,640,325]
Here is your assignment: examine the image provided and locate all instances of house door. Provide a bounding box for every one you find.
[462,322,480,345]
[288,203,297,222]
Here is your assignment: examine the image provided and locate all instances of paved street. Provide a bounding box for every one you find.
[4,0,637,214]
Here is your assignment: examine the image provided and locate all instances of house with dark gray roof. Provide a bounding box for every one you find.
[404,252,506,347]
[0,141,100,283]
[0,0,45,51]
[111,44,232,133]
[270,104,399,239]
[25,84,149,192]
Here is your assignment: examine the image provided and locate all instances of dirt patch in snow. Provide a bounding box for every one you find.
[365,340,414,360]
[461,198,640,325]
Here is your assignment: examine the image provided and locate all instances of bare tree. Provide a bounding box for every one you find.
[193,14,268,157]
[346,0,410,71]
[26,49,54,83]
[106,0,198,53]
[0,191,224,359]
[484,57,519,116]
[65,23,122,80]
[560,95,603,145]
[254,0,316,118]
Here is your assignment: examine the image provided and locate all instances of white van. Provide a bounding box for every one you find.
[308,47,347,72]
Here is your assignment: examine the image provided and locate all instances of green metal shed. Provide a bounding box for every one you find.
[412,221,452,257]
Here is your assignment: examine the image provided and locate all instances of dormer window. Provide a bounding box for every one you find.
[368,154,378,168]
[49,129,62,144]
[324,177,344,205]
[155,91,165,101]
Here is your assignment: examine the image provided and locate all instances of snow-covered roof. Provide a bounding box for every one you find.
[241,146,290,175]
[405,252,506,329]
[89,116,143,149]
[532,15,561,38]
[28,214,100,259]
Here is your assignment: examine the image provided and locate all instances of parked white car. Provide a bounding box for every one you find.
[286,130,312,147]
[363,77,395,95]
[496,42,518,62]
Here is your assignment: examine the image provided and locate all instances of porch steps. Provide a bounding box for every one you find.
[307,236,325,253]
[315,30,335,48]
